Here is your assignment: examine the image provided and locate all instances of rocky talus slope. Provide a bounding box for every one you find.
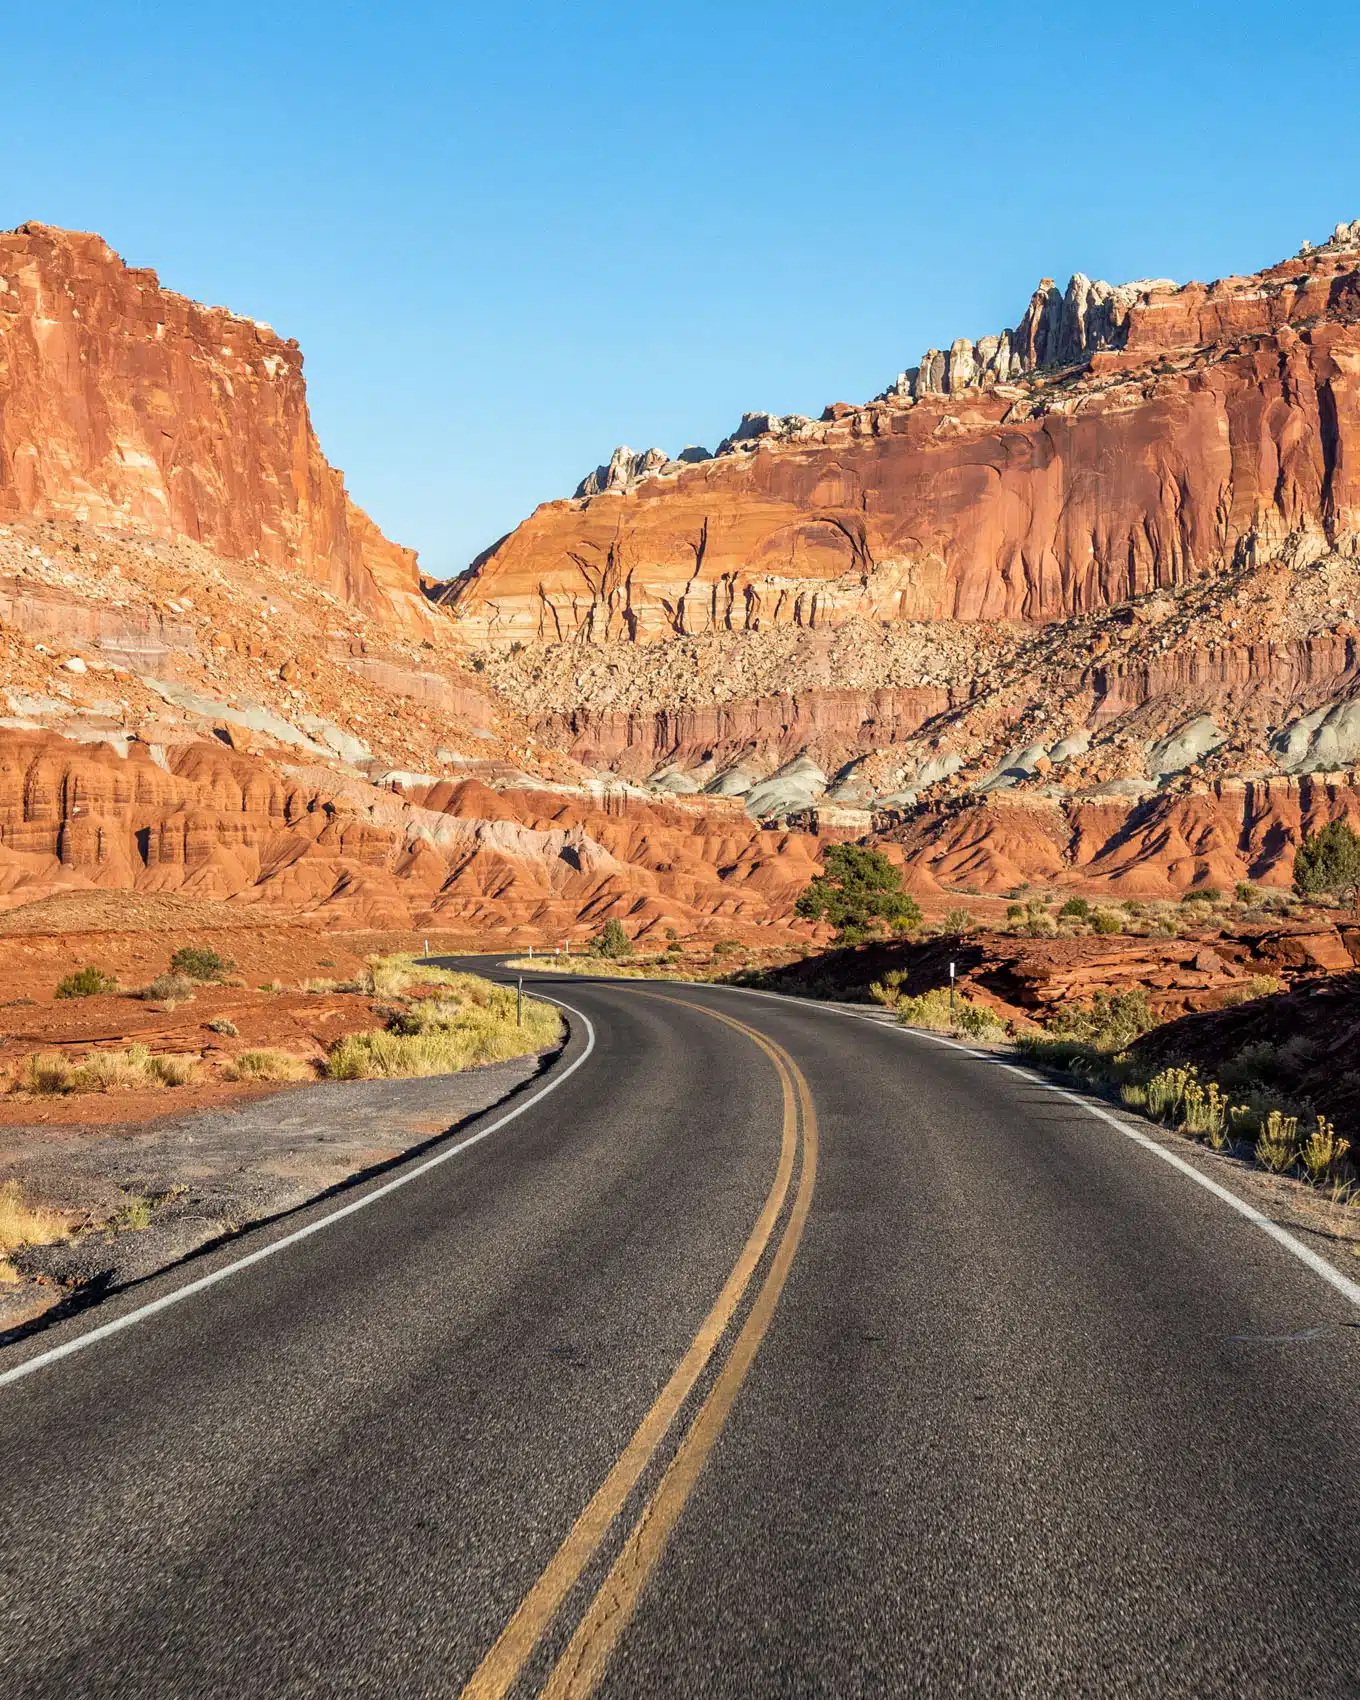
[446,221,1360,895]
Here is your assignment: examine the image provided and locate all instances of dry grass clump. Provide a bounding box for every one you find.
[222,1049,316,1083]
[327,973,562,1080]
[10,1045,199,1095]
[0,1179,67,1282]
[362,952,466,999]
[137,971,196,1005]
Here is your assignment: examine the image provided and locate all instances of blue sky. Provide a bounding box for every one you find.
[6,1,1360,578]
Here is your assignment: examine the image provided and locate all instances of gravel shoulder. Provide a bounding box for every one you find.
[0,1049,556,1337]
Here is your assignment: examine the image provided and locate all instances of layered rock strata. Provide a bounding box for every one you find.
[0,224,430,634]
[450,231,1360,646]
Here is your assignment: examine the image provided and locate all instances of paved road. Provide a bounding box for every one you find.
[1,968,1358,1698]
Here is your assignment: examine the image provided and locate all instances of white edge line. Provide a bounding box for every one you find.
[692,979,1360,1312]
[0,995,595,1391]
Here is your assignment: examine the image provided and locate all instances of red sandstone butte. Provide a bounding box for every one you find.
[0,224,429,635]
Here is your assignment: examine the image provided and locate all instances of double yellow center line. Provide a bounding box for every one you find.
[458,996,818,1700]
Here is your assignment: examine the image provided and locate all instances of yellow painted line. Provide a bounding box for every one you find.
[458,999,802,1700]
[540,1023,819,1700]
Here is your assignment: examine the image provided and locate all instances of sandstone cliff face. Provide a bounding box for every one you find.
[450,238,1360,646]
[0,224,429,634]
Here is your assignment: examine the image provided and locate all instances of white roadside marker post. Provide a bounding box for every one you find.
[949,960,956,1029]
[517,977,523,1028]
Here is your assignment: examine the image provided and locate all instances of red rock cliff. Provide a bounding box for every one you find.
[449,232,1360,645]
[0,223,430,634]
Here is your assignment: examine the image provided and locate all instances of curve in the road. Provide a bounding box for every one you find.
[0,989,599,1390]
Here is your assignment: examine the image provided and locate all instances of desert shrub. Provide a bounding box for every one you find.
[1255,1109,1301,1173]
[301,978,341,994]
[954,999,1006,1038]
[1181,1079,1230,1148]
[1089,906,1124,935]
[710,938,743,958]
[71,1046,155,1092]
[327,981,560,1079]
[1017,1033,1105,1073]
[1015,898,1054,936]
[149,1053,198,1087]
[895,986,1004,1038]
[869,969,907,1009]
[112,1195,153,1232]
[1058,897,1090,919]
[14,1053,75,1095]
[1006,903,1025,922]
[139,971,196,1003]
[169,946,233,982]
[1235,882,1258,904]
[54,965,117,999]
[1143,1064,1197,1121]
[589,918,633,959]
[1299,1117,1351,1185]
[795,843,921,941]
[206,1017,239,1037]
[1219,1041,1278,1093]
[1046,989,1153,1050]
[1293,819,1360,906]
[223,1049,315,1083]
[943,907,975,933]
[1121,1064,1231,1148]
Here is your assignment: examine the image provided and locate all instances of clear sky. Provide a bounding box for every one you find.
[6,1,1360,579]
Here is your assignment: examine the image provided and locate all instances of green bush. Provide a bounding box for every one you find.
[169,946,233,982]
[1293,819,1360,905]
[1058,897,1090,919]
[590,919,633,960]
[54,965,117,999]
[1090,907,1124,935]
[795,844,921,941]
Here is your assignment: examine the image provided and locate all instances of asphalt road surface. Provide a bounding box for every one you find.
[2,966,1358,1699]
